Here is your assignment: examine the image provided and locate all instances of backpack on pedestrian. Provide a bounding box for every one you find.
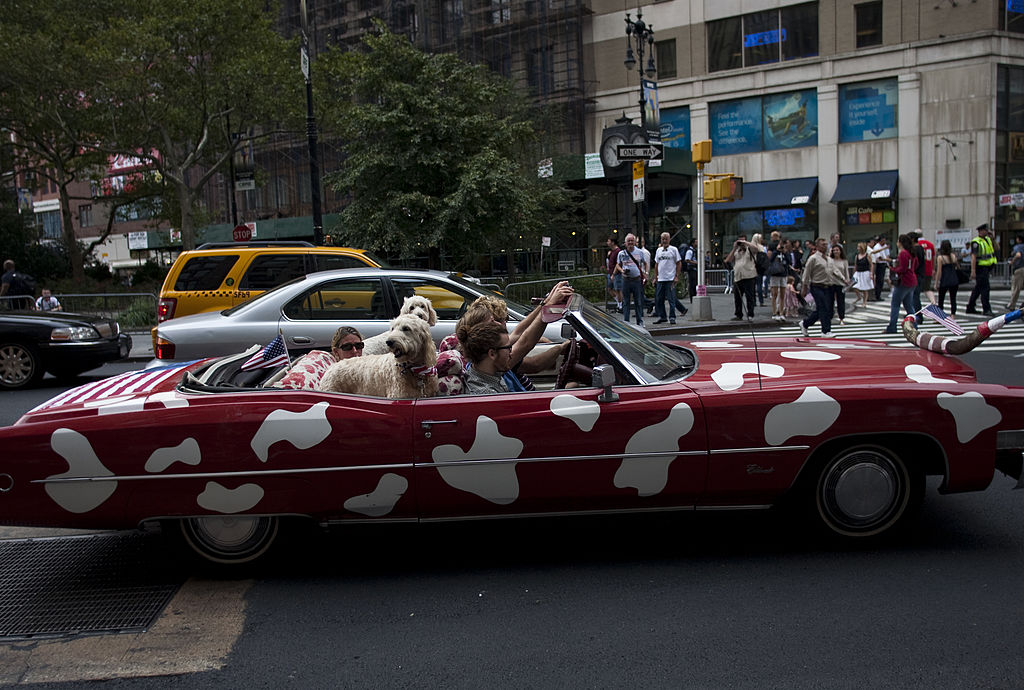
[754,250,768,276]
[9,271,36,296]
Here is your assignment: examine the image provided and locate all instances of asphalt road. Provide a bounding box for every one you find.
[2,353,1023,689]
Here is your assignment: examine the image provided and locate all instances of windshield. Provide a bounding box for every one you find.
[221,275,307,316]
[445,274,533,319]
[574,298,695,384]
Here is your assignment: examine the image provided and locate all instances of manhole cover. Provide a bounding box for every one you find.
[0,531,185,640]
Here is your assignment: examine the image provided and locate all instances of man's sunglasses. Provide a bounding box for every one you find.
[338,342,365,351]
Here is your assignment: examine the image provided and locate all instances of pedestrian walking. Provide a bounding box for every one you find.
[966,223,996,316]
[650,232,682,324]
[851,242,873,308]
[884,234,919,333]
[614,233,648,327]
[605,236,622,312]
[1007,234,1024,310]
[935,239,962,317]
[726,234,758,322]
[684,239,699,300]
[827,243,852,325]
[869,236,890,301]
[800,237,834,337]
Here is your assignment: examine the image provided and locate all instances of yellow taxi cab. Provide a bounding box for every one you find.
[156,241,386,323]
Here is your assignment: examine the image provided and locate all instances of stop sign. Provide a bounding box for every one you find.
[232,224,252,242]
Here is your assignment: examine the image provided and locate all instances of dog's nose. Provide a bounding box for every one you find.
[385,339,395,348]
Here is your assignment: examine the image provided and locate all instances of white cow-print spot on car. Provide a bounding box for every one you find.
[905,364,957,385]
[196,482,265,514]
[343,473,409,517]
[614,403,695,497]
[690,341,743,349]
[250,401,332,462]
[780,350,841,361]
[45,428,117,513]
[145,437,201,473]
[937,392,1002,443]
[432,416,524,505]
[764,387,841,446]
[550,394,601,432]
[711,362,785,391]
[148,391,190,408]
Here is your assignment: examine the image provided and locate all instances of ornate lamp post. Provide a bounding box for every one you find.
[300,0,324,245]
[623,9,656,256]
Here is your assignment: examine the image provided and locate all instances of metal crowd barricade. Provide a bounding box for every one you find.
[1,293,159,328]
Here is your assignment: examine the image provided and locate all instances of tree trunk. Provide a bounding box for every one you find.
[178,179,196,251]
[58,181,84,283]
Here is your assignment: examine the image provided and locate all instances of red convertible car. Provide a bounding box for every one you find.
[0,295,1021,565]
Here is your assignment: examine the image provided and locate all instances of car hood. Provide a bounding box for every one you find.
[0,310,119,329]
[676,335,977,388]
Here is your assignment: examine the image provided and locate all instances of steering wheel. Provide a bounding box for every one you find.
[556,338,595,389]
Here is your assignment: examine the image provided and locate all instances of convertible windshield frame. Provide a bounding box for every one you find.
[564,296,696,384]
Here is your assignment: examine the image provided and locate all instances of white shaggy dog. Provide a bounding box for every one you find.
[362,295,438,356]
[319,314,439,398]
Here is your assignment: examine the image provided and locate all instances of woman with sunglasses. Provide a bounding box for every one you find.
[331,326,365,360]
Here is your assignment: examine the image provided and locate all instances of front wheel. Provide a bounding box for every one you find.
[0,342,42,390]
[177,515,280,565]
[812,445,923,540]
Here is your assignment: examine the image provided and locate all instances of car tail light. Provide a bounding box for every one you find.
[155,337,175,360]
[158,298,177,322]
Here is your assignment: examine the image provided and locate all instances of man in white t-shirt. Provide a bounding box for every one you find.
[869,236,890,300]
[649,232,683,324]
[614,233,648,327]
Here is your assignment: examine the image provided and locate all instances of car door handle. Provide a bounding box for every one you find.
[421,415,458,427]
[291,336,312,344]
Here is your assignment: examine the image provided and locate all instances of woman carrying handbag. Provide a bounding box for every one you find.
[935,239,961,318]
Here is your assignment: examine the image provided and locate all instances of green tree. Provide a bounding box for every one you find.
[317,26,577,271]
[87,0,303,250]
[0,0,120,281]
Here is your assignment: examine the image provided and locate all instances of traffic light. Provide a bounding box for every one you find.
[692,139,712,164]
[703,175,743,203]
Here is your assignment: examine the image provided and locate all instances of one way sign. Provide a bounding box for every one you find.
[617,143,664,161]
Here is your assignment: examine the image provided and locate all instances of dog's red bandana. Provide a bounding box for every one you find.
[400,363,437,377]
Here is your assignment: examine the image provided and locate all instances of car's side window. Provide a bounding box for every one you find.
[283,278,390,321]
[390,278,472,321]
[311,253,368,272]
[241,254,307,290]
[173,255,239,291]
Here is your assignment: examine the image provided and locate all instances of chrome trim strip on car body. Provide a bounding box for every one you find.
[709,445,809,454]
[419,503,772,523]
[32,463,416,484]
[996,430,1024,450]
[33,447,812,485]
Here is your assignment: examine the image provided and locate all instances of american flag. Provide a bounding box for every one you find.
[921,304,964,336]
[240,334,289,371]
[31,360,200,412]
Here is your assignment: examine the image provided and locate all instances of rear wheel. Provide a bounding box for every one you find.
[812,445,923,540]
[0,342,42,390]
[178,515,280,565]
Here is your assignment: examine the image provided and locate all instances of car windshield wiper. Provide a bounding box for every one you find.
[660,363,692,381]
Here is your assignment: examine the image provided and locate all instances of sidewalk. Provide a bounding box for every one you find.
[632,288,861,337]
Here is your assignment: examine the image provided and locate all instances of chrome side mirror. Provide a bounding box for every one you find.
[592,364,618,402]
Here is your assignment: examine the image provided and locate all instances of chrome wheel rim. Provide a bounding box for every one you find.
[0,344,34,387]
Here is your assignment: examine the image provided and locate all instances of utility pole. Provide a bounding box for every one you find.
[301,0,324,245]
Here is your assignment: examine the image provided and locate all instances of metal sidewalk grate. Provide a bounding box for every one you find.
[0,531,185,641]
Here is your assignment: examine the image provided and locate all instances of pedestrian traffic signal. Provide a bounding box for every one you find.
[703,174,742,203]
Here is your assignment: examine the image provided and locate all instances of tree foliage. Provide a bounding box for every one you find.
[317,26,576,271]
[92,0,302,249]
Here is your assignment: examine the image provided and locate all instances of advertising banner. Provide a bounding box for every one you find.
[839,78,898,142]
[710,97,763,155]
[660,106,690,151]
[763,90,817,151]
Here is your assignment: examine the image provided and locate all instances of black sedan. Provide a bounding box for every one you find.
[0,310,132,389]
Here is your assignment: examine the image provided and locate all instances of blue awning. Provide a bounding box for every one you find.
[830,170,898,203]
[709,177,818,211]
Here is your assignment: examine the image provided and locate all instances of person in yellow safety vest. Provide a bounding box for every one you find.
[966,223,996,316]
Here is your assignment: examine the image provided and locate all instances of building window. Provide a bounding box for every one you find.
[1002,1,1024,32]
[855,2,882,48]
[707,2,818,73]
[79,204,93,228]
[37,210,61,239]
[655,39,677,79]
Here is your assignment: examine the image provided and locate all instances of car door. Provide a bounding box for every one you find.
[278,276,394,352]
[411,382,708,520]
